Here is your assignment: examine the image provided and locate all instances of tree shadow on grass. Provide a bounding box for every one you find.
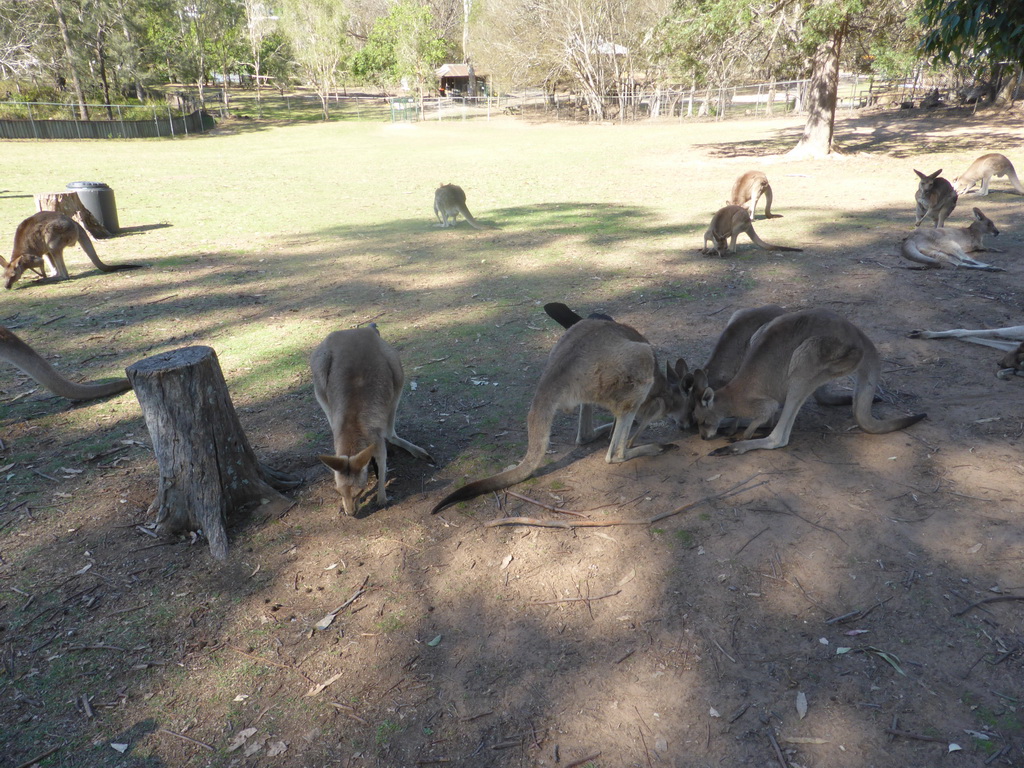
[696,107,1024,159]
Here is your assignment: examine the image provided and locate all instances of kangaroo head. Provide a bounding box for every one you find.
[661,358,692,429]
[690,369,723,440]
[999,342,1024,372]
[319,443,377,515]
[971,208,998,237]
[4,253,44,290]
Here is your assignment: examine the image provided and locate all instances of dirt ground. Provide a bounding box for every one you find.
[2,107,1023,768]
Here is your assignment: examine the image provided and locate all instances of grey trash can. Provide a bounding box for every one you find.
[66,181,120,234]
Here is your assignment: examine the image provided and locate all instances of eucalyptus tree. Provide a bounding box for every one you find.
[920,0,1024,105]
[478,0,669,119]
[350,0,448,97]
[280,0,351,118]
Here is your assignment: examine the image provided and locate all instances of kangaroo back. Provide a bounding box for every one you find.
[313,326,421,515]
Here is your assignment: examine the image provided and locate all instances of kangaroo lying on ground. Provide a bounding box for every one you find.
[953,153,1024,196]
[1,325,132,400]
[729,171,781,220]
[702,205,802,256]
[908,325,1024,378]
[900,207,1002,271]
[431,303,688,513]
[433,183,483,229]
[311,325,434,516]
[692,308,926,455]
[2,211,142,289]
[914,169,958,227]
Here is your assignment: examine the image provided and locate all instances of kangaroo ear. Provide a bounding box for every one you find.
[700,387,715,408]
[913,169,925,180]
[674,358,689,379]
[682,372,695,392]
[928,169,942,179]
[972,207,984,219]
[351,443,377,471]
[692,368,709,392]
[320,454,350,473]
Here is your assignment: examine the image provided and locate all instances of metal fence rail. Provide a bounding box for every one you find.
[0,104,211,139]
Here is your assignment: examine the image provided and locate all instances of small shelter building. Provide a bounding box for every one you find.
[436,63,489,97]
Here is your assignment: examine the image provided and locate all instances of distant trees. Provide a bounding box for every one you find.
[919,0,1024,106]
[351,0,449,95]
[280,0,351,119]
[0,0,1016,126]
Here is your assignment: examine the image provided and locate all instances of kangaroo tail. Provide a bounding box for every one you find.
[457,203,484,230]
[747,227,802,252]
[431,400,555,514]
[1,326,132,401]
[75,222,143,272]
[850,351,926,434]
[1007,168,1024,194]
[899,239,941,268]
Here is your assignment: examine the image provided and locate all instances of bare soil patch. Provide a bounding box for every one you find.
[1,107,1023,768]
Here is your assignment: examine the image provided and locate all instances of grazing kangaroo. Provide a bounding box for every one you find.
[900,207,1002,271]
[2,211,141,289]
[702,205,802,256]
[913,169,958,227]
[433,183,483,229]
[908,325,1024,378]
[729,171,781,220]
[311,325,434,516]
[431,304,688,514]
[953,153,1024,196]
[692,308,926,455]
[1,325,132,400]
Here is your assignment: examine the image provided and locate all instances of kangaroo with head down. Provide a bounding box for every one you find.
[900,207,1002,271]
[3,211,141,289]
[692,308,926,455]
[431,303,688,514]
[311,325,434,516]
[433,183,484,229]
[913,169,958,227]
[953,153,1024,196]
[729,171,782,221]
[1,325,132,400]
[702,205,802,257]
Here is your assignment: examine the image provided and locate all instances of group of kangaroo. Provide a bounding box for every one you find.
[699,153,1019,273]
[310,300,928,517]
[2,162,1021,521]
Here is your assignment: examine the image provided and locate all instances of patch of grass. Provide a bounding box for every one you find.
[675,529,696,548]
[375,718,402,747]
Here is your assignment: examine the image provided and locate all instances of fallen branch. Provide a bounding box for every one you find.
[884,728,947,744]
[565,753,601,768]
[531,589,621,606]
[952,595,1024,617]
[766,728,788,768]
[158,728,214,751]
[485,476,768,530]
[14,745,62,768]
[504,490,589,517]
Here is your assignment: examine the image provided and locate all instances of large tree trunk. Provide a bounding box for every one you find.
[789,22,846,159]
[127,346,298,561]
[35,192,110,239]
[50,0,89,120]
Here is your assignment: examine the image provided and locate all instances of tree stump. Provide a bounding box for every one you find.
[126,346,299,561]
[34,192,111,238]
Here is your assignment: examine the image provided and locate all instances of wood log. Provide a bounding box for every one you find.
[126,345,298,561]
[34,192,111,238]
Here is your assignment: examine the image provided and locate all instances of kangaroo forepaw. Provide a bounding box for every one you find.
[657,442,680,454]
